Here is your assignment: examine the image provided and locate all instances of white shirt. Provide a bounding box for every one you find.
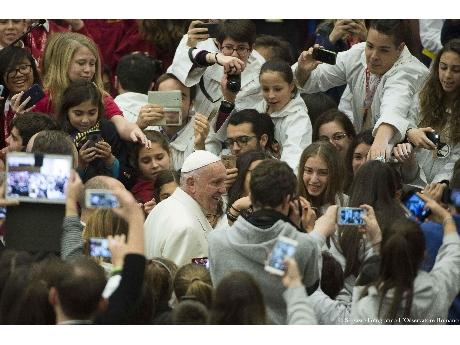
[294,42,429,144]
[114,92,157,131]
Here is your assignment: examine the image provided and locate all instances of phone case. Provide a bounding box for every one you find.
[148,90,182,126]
[20,84,45,107]
[312,48,337,65]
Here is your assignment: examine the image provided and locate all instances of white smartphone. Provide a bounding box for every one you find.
[0,84,4,97]
[265,236,298,276]
[337,207,366,226]
[147,90,182,126]
[89,237,111,258]
[85,189,120,208]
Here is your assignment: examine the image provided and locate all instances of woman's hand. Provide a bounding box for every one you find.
[129,126,151,148]
[312,205,338,238]
[417,192,451,224]
[186,20,210,48]
[423,182,447,205]
[329,19,355,44]
[94,140,115,166]
[193,113,210,150]
[10,92,33,115]
[137,104,165,130]
[406,127,437,150]
[298,197,317,232]
[393,142,416,163]
[108,234,128,268]
[367,140,392,162]
[78,140,98,168]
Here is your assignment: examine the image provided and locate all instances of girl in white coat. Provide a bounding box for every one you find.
[254,59,312,172]
[394,39,460,185]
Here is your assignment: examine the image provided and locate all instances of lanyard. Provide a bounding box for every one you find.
[363,68,381,122]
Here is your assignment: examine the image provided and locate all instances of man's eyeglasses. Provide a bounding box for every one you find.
[318,132,348,142]
[221,45,251,55]
[7,64,32,78]
[224,135,257,147]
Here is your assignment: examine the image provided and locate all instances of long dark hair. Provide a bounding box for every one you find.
[419,39,460,144]
[57,80,105,133]
[227,150,271,209]
[339,161,406,277]
[312,108,356,142]
[209,271,266,325]
[343,129,374,192]
[361,219,425,323]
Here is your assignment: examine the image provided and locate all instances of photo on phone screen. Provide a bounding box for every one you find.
[221,154,237,169]
[89,237,111,258]
[85,189,119,208]
[191,257,209,269]
[403,193,431,221]
[5,152,72,204]
[265,236,298,276]
[312,48,337,65]
[337,207,365,226]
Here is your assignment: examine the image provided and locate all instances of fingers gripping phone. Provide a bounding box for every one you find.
[20,84,45,107]
[265,236,298,276]
[337,207,366,226]
[312,48,337,65]
[85,189,120,208]
[195,23,219,38]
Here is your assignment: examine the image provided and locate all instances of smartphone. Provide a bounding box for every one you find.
[0,84,4,97]
[191,257,209,269]
[89,237,111,258]
[337,207,366,226]
[312,47,337,65]
[403,192,431,222]
[450,189,460,207]
[195,22,219,38]
[147,90,182,126]
[85,189,120,208]
[20,84,45,107]
[221,154,237,169]
[5,152,72,204]
[86,130,103,148]
[0,207,6,219]
[265,236,298,276]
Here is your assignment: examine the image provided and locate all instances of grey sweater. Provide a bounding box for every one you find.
[208,216,320,325]
[351,232,460,324]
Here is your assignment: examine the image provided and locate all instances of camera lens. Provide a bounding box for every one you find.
[226,74,241,93]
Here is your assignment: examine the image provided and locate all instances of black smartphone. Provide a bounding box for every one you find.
[195,23,219,38]
[20,84,45,107]
[312,47,337,65]
[403,192,431,222]
[86,131,103,148]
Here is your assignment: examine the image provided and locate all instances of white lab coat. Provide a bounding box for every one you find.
[168,118,196,171]
[254,92,312,172]
[144,187,212,266]
[294,42,429,144]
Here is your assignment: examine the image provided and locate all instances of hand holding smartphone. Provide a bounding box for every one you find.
[337,207,366,226]
[85,189,120,208]
[403,192,431,222]
[312,48,337,65]
[265,236,298,276]
[147,90,182,126]
[20,84,45,108]
[195,23,219,38]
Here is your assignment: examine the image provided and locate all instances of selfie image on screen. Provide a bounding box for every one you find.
[404,194,429,220]
[90,238,111,258]
[340,208,364,225]
[268,240,296,271]
[6,153,71,204]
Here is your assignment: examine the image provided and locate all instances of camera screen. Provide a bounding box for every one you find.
[267,239,296,271]
[89,238,111,258]
[164,110,181,125]
[6,153,71,204]
[89,192,119,208]
[404,193,430,220]
[451,189,460,207]
[338,208,365,225]
[191,257,209,269]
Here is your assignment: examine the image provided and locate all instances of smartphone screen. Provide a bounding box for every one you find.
[191,257,209,269]
[312,48,337,65]
[195,23,219,37]
[337,207,365,226]
[403,193,431,221]
[265,236,297,275]
[85,189,120,208]
[89,237,111,258]
[450,189,460,207]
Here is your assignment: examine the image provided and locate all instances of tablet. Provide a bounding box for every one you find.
[5,152,72,204]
